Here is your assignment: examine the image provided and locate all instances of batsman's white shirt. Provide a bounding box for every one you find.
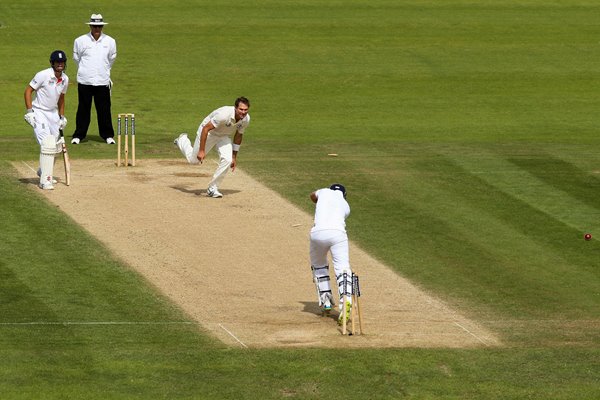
[29,68,69,145]
[198,106,250,137]
[311,189,350,233]
[29,68,68,112]
[73,32,117,85]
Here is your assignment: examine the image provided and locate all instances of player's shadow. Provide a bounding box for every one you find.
[300,301,338,321]
[170,186,241,197]
[18,177,39,186]
[19,177,66,187]
[170,185,204,196]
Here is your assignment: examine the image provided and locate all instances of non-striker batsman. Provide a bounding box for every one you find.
[24,50,69,190]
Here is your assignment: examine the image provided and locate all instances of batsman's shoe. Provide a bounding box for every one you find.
[71,138,80,144]
[37,168,57,184]
[321,293,333,314]
[337,301,352,326]
[106,137,116,144]
[39,182,55,190]
[207,187,223,198]
[320,293,333,314]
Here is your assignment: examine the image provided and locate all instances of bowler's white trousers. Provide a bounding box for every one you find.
[177,131,232,190]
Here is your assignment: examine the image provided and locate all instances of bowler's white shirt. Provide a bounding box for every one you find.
[29,68,69,111]
[311,189,350,233]
[199,106,250,137]
[73,32,117,85]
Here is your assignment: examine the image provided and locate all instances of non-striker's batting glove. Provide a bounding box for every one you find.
[55,136,65,152]
[24,109,36,128]
[59,115,68,130]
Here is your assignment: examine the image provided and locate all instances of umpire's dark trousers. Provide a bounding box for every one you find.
[72,83,115,140]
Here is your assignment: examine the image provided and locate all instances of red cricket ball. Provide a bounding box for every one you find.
[584,233,592,241]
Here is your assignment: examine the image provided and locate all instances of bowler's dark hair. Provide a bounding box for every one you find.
[235,97,250,107]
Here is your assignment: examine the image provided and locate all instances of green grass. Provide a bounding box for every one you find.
[1,0,599,398]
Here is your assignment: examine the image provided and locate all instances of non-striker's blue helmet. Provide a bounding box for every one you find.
[330,183,346,198]
[49,50,67,65]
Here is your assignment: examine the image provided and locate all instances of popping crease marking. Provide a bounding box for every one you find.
[22,161,37,174]
[453,321,489,346]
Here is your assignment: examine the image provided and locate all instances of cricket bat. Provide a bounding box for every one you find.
[60,130,71,186]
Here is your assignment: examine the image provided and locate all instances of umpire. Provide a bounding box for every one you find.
[71,13,117,145]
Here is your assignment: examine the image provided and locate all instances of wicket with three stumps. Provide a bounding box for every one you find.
[117,113,136,167]
[341,272,363,336]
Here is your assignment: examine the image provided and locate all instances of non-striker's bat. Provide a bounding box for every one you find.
[60,130,71,186]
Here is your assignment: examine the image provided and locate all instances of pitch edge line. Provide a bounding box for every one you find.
[218,323,248,348]
[453,321,489,346]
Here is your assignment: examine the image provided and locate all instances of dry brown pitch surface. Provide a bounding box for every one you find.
[13,158,499,348]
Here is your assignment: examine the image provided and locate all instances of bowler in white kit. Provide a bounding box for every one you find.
[174,97,250,198]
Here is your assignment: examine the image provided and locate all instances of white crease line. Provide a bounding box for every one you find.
[21,161,36,174]
[0,321,194,326]
[17,161,220,179]
[453,321,489,346]
[218,323,248,348]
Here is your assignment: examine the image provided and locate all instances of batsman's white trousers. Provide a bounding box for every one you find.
[310,229,350,270]
[177,132,232,190]
[310,229,353,304]
[31,108,61,145]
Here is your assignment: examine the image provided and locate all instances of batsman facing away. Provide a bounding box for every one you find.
[310,184,355,325]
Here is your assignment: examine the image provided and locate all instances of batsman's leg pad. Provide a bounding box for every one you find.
[311,265,333,306]
[336,271,353,308]
[338,300,352,326]
[39,136,57,188]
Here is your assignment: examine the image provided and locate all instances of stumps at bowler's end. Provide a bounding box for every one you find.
[117,113,136,167]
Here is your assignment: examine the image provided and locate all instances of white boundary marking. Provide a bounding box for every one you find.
[218,323,248,348]
[0,321,194,326]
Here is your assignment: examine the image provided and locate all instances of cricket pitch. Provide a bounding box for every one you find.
[13,159,499,349]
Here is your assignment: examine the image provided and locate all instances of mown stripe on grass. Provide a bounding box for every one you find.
[376,152,600,320]
[449,149,600,236]
[0,263,61,325]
